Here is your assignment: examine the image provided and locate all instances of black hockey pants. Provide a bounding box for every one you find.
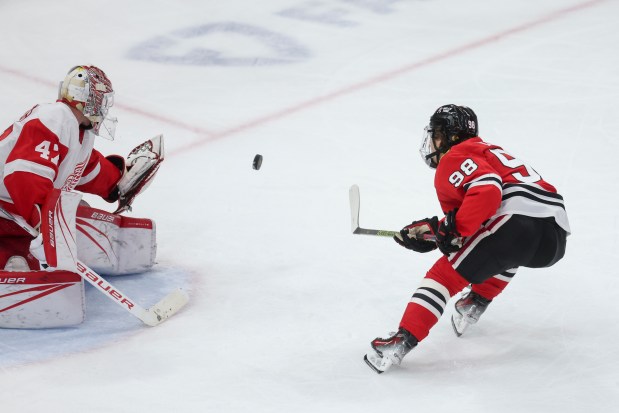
[452,215,567,284]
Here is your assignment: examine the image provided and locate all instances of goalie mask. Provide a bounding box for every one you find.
[420,104,478,168]
[59,65,117,139]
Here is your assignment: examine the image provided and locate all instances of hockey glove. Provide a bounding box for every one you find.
[436,209,463,255]
[104,155,126,202]
[29,233,47,267]
[114,135,164,214]
[394,217,439,253]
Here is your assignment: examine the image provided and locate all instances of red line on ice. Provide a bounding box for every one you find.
[0,0,605,158]
[167,0,607,156]
[0,67,217,137]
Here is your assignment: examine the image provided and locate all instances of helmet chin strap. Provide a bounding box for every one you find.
[426,133,459,167]
[425,149,441,161]
[425,142,449,167]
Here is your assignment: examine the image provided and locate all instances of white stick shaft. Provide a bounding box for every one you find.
[75,261,156,325]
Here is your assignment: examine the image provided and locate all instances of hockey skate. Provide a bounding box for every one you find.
[364,328,418,374]
[451,289,492,337]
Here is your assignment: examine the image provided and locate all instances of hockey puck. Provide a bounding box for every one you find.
[252,154,263,170]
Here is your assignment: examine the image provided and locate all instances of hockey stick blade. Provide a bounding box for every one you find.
[144,288,190,326]
[75,261,188,327]
[349,184,361,232]
[348,184,436,240]
[350,184,398,237]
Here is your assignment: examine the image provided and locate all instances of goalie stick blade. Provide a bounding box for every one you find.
[142,288,190,327]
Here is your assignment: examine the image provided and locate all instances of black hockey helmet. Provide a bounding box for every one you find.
[420,104,478,168]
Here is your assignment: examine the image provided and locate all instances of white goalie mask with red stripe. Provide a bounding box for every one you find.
[58,65,117,139]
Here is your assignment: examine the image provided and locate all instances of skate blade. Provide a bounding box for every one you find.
[364,352,393,374]
[451,313,470,337]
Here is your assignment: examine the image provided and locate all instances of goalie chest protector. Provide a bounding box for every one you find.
[0,270,85,328]
[76,205,157,276]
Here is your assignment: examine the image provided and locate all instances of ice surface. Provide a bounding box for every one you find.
[1,0,618,412]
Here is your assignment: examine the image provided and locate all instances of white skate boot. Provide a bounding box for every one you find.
[364,328,418,374]
[451,289,492,337]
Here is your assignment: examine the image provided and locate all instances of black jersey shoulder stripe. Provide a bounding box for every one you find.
[463,176,503,191]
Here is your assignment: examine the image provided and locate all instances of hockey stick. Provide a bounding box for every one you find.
[0,206,188,327]
[349,185,398,237]
[349,184,436,241]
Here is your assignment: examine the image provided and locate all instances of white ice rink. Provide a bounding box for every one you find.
[1,0,618,411]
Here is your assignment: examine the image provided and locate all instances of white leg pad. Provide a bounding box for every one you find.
[41,189,82,271]
[76,205,157,275]
[0,270,85,328]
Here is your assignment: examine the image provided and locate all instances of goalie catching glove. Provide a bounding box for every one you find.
[108,134,164,214]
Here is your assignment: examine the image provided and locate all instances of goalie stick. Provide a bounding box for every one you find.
[0,206,188,327]
[349,184,436,241]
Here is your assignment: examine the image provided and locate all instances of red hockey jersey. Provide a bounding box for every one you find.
[0,102,121,228]
[434,137,570,237]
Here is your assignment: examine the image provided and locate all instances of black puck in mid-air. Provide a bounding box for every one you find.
[252,154,263,170]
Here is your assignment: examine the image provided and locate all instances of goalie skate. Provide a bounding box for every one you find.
[364,328,418,374]
[451,289,492,337]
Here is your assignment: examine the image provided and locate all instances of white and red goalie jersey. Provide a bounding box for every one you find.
[434,137,570,237]
[0,101,122,229]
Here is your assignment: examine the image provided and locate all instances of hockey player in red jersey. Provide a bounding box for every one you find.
[364,104,570,374]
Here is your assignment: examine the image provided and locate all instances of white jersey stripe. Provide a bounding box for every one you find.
[4,159,55,181]
[78,162,101,186]
[467,180,502,192]
[502,185,565,206]
[409,297,442,319]
[418,278,451,302]
[498,196,570,234]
